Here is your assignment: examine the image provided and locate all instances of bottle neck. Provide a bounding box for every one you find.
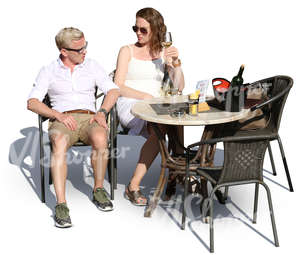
[237,65,244,77]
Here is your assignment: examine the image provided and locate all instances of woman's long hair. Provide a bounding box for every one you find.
[136,7,167,55]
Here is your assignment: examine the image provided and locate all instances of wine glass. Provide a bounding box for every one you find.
[162,32,172,48]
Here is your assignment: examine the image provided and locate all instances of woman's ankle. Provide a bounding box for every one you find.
[129,180,140,191]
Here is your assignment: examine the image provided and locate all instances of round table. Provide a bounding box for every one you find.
[131,96,249,126]
[131,95,250,217]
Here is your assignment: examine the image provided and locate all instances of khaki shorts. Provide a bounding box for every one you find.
[48,113,107,149]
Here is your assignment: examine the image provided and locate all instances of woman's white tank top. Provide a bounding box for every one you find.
[117,45,165,127]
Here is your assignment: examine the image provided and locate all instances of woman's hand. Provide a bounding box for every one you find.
[164,46,179,66]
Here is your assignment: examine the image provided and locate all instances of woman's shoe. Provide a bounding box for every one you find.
[124,184,148,206]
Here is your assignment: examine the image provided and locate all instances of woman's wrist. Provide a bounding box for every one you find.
[172,58,181,68]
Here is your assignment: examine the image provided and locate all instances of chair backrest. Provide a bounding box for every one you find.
[255,75,293,132]
[218,139,268,185]
[109,70,130,135]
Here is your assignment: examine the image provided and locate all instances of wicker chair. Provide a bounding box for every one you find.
[235,75,293,191]
[182,135,279,253]
[38,90,115,203]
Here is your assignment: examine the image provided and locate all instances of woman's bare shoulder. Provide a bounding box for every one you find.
[119,45,134,53]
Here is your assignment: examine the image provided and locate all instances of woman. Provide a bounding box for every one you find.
[114,7,184,205]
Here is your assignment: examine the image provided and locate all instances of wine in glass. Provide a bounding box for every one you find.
[162,32,172,48]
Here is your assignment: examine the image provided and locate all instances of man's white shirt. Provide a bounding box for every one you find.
[28,58,119,112]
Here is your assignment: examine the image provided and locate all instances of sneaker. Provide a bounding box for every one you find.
[92,188,114,211]
[54,203,72,228]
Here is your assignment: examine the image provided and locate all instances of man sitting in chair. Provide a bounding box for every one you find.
[27,27,120,228]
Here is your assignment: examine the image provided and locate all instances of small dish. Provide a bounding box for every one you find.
[170,109,186,118]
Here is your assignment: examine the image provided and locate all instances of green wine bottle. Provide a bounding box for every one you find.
[230,65,245,112]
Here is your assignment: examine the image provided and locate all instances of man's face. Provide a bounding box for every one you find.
[61,37,87,65]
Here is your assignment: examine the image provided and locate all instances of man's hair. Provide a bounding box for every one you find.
[55,27,84,50]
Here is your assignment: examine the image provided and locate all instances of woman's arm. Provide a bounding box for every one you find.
[114,46,153,100]
[164,46,185,92]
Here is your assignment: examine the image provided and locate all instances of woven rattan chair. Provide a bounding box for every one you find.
[235,75,293,191]
[182,135,279,253]
[38,90,115,203]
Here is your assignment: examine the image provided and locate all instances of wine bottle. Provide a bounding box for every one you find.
[228,65,245,112]
[161,67,173,96]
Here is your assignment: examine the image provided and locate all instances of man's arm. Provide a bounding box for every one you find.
[89,88,120,129]
[27,98,60,119]
[100,88,120,113]
[27,98,77,131]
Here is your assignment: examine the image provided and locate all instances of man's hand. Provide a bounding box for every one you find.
[56,113,77,131]
[89,112,108,130]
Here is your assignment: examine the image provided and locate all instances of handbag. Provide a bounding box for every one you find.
[238,85,271,130]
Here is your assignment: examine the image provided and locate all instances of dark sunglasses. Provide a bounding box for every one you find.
[132,26,148,34]
[64,41,88,54]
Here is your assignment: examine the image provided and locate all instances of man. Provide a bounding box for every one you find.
[27,27,120,228]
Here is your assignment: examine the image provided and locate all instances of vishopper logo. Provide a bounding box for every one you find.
[215,82,272,103]
[154,192,249,224]
[152,191,234,223]
[9,129,131,169]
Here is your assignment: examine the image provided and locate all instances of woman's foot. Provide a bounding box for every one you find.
[124,183,148,206]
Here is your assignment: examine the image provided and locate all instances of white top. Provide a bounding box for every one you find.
[117,45,165,127]
[28,57,119,113]
[131,96,250,126]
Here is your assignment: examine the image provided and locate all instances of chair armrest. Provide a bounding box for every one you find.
[187,134,273,150]
[96,92,104,100]
[250,86,291,112]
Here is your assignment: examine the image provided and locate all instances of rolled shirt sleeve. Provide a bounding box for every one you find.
[28,66,49,101]
[93,61,119,94]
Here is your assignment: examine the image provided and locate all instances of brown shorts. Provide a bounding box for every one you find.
[48,113,107,149]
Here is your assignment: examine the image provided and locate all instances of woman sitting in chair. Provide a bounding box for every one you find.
[114,7,185,205]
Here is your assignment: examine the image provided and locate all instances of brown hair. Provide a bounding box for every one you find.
[136,7,167,55]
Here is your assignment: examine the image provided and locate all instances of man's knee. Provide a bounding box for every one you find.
[89,130,107,150]
[50,133,69,152]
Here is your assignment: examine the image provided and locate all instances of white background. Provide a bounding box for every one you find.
[0,0,299,254]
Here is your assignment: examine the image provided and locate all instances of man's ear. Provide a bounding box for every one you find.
[60,48,68,57]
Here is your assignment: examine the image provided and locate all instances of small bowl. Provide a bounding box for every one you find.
[170,109,186,118]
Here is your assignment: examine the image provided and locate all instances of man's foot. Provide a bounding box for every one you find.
[54,203,72,228]
[93,188,114,211]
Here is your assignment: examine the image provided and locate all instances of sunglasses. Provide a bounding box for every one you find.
[132,26,148,34]
[64,41,88,54]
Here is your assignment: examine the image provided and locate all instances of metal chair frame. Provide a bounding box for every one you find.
[38,90,115,203]
[182,135,279,253]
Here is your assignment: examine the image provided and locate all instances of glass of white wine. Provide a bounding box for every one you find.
[162,32,172,48]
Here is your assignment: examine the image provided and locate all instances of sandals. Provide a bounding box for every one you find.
[125,184,148,206]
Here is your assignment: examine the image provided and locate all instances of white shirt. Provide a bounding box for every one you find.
[28,57,119,113]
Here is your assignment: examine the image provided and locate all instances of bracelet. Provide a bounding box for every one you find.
[172,59,181,68]
[97,108,108,117]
